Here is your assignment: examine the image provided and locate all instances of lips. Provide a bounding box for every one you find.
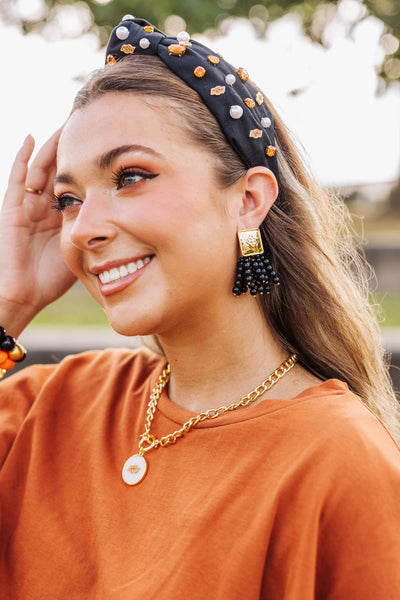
[92,255,153,296]
[98,256,152,284]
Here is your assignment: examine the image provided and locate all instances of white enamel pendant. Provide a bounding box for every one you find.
[122,454,147,485]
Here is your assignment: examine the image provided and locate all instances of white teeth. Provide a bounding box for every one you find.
[98,257,151,285]
[109,268,120,282]
[127,262,137,274]
[99,271,111,284]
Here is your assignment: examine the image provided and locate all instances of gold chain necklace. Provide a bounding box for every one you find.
[122,354,297,485]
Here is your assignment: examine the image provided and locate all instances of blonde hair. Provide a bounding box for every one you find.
[73,56,400,442]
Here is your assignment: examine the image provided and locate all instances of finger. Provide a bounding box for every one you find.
[24,161,60,224]
[3,135,35,208]
[25,127,63,192]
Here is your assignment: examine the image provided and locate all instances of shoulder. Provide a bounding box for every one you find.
[0,346,166,465]
[289,378,399,452]
[270,379,400,489]
[2,345,165,394]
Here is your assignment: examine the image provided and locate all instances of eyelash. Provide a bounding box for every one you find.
[51,167,159,213]
[111,166,158,189]
[51,193,80,213]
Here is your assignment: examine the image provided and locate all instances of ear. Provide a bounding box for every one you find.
[237,167,278,230]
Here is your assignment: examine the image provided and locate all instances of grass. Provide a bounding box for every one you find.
[31,282,400,329]
[373,292,400,328]
[31,282,108,327]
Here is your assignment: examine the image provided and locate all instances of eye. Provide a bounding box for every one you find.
[51,193,82,213]
[111,167,158,190]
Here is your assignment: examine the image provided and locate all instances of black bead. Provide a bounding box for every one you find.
[1,336,15,352]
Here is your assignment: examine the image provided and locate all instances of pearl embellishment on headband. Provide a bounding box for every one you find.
[106,17,278,177]
[116,26,130,40]
[177,31,190,44]
[230,105,243,119]
[261,117,272,128]
[225,74,236,85]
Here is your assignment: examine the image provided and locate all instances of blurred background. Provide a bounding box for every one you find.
[0,0,399,386]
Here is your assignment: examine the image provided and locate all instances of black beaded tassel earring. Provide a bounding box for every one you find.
[232,228,279,297]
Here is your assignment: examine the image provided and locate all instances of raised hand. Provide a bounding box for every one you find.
[0,130,77,336]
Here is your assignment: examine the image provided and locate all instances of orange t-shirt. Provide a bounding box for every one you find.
[1,348,400,599]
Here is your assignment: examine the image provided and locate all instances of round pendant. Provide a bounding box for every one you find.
[122,454,147,485]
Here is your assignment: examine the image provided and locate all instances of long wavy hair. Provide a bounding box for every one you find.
[72,56,400,442]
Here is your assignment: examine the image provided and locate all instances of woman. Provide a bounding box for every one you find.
[1,16,400,599]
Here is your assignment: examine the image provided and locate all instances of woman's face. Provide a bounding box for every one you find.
[56,93,242,337]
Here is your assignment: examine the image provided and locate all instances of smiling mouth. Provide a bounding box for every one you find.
[98,256,152,285]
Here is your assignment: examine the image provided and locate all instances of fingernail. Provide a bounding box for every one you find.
[23,134,32,145]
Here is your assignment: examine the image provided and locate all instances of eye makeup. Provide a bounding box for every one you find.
[51,166,159,212]
[110,166,159,190]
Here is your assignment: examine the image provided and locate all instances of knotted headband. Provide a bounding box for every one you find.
[106,16,279,181]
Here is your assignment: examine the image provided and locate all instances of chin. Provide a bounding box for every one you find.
[106,311,161,338]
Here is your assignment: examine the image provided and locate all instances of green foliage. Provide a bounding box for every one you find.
[30,281,400,328]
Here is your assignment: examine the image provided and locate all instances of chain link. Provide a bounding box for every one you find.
[138,354,297,455]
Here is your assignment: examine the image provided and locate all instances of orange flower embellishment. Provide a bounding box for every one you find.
[237,67,249,82]
[106,54,116,65]
[143,25,154,33]
[256,92,264,105]
[168,44,186,56]
[207,55,220,65]
[120,44,136,54]
[244,98,255,109]
[210,86,226,96]
[194,66,206,78]
[249,129,263,139]
[266,145,276,157]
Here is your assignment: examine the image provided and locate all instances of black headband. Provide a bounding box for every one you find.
[105,16,279,181]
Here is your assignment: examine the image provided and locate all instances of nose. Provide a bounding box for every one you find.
[68,191,118,250]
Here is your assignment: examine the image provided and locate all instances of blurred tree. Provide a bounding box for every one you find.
[0,0,399,82]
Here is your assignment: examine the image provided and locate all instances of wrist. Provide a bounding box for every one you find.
[0,300,38,339]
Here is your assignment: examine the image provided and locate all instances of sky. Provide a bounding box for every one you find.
[0,4,399,200]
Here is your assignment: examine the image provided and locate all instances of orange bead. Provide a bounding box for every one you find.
[194,66,206,78]
[120,44,135,54]
[1,359,15,371]
[266,145,276,157]
[168,44,186,56]
[0,350,8,365]
[244,97,255,109]
[207,55,220,65]
[237,67,249,82]
[106,54,116,65]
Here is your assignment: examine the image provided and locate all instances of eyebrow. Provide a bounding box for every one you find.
[97,144,163,170]
[54,144,163,186]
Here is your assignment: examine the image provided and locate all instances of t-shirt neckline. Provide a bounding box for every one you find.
[155,376,349,428]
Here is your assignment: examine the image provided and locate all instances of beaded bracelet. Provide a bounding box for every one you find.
[0,326,26,379]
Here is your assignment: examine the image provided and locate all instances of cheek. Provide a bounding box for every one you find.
[59,222,79,271]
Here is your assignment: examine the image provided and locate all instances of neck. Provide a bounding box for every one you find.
[158,296,290,413]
